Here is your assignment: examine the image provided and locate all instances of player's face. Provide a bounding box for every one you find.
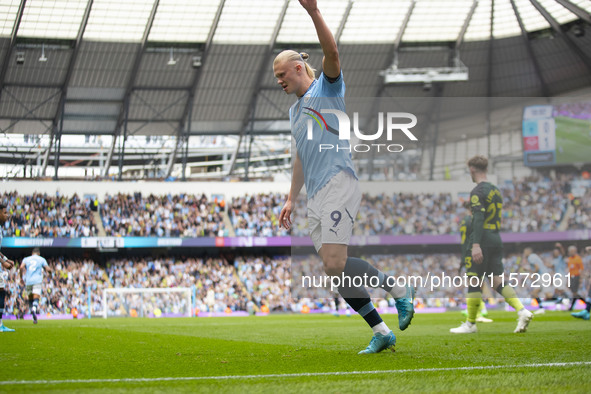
[274,60,300,95]
[0,208,7,224]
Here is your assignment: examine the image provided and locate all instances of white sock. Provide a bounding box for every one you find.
[389,286,406,299]
[371,322,390,336]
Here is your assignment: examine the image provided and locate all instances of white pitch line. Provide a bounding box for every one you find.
[1,361,590,386]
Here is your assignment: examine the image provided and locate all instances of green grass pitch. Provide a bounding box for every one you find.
[554,116,591,164]
[1,312,590,393]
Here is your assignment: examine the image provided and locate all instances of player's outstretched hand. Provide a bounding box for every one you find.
[299,0,318,13]
[279,200,293,230]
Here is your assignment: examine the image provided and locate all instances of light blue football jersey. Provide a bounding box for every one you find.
[528,253,550,275]
[23,255,48,286]
[290,72,357,199]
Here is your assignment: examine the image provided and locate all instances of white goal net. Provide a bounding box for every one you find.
[102,288,193,318]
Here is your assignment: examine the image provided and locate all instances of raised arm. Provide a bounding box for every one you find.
[299,0,340,78]
[555,242,565,257]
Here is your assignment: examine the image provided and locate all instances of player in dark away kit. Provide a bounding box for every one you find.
[451,156,533,334]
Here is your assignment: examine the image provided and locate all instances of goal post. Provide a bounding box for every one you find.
[102,287,193,318]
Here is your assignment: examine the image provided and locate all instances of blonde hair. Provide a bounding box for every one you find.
[273,50,316,79]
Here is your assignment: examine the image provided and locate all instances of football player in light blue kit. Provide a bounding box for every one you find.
[524,247,551,315]
[0,204,16,332]
[276,0,414,354]
[20,248,49,324]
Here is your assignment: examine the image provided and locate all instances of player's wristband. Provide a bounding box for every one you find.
[0,255,7,262]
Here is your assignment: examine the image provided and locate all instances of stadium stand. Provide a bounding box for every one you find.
[228,193,288,237]
[566,184,591,230]
[99,193,229,237]
[500,177,571,233]
[1,192,97,237]
[1,175,585,238]
[5,247,587,318]
[4,256,250,317]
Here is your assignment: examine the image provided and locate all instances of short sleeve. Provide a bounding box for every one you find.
[470,188,485,215]
[317,71,344,96]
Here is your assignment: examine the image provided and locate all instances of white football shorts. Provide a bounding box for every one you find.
[307,170,361,252]
[26,284,42,296]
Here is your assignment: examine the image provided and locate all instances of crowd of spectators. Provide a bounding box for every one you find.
[235,255,291,311]
[566,179,591,230]
[2,256,250,317]
[290,252,465,304]
[1,192,97,237]
[228,193,288,237]
[499,178,569,233]
[3,244,589,320]
[100,193,228,237]
[103,256,248,315]
[3,257,106,318]
[257,177,581,237]
[355,193,464,236]
[0,176,587,239]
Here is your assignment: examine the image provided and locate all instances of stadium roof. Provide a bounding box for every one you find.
[0,0,590,179]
